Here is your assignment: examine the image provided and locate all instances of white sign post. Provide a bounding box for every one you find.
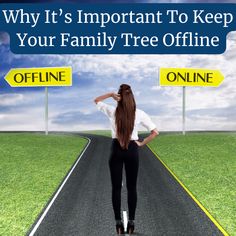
[159,68,224,135]
[182,86,186,135]
[45,87,49,135]
[5,67,72,135]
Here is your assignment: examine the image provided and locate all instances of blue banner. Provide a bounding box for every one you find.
[0,3,235,54]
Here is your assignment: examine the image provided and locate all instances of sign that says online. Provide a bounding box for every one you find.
[159,68,224,87]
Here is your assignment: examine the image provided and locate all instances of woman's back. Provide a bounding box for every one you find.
[96,101,156,141]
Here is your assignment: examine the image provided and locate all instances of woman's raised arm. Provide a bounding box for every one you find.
[94,93,121,104]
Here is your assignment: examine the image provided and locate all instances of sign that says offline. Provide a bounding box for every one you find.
[4,67,72,87]
[159,68,224,87]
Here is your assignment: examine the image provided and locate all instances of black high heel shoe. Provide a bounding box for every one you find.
[126,220,135,234]
[116,221,125,235]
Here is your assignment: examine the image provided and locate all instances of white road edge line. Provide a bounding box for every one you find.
[123,210,128,233]
[29,136,91,236]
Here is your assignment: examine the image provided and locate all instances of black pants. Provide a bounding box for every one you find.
[109,139,139,221]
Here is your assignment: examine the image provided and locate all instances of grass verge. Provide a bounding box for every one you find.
[149,132,236,235]
[0,133,87,236]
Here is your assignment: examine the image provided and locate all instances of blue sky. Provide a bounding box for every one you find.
[0,1,236,131]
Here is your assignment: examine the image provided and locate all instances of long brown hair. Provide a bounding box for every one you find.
[115,84,136,149]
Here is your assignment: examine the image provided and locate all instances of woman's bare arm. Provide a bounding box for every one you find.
[135,128,159,147]
[94,93,120,104]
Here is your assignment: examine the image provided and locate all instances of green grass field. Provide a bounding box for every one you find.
[0,133,87,236]
[1,131,235,235]
[149,132,236,235]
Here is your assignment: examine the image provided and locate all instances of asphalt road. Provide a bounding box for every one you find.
[27,133,223,236]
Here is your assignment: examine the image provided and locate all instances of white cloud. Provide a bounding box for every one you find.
[186,115,236,131]
[0,32,10,45]
[0,93,24,106]
[0,107,44,131]
[1,31,236,131]
[151,85,162,91]
[49,123,110,132]
[16,53,190,83]
[152,115,182,131]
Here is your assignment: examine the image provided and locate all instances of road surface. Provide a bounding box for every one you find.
[27,133,223,236]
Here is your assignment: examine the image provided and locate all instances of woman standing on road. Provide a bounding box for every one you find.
[94,84,158,235]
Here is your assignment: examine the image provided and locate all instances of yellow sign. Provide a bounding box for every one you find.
[4,67,72,87]
[159,68,224,87]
